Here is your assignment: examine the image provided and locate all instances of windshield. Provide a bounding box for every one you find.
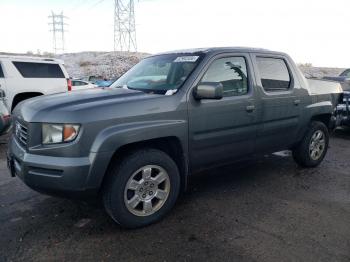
[110,54,203,94]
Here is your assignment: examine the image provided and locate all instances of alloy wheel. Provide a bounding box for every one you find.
[124,165,171,217]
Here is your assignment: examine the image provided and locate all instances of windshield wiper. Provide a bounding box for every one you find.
[114,85,130,89]
[115,85,151,93]
[114,85,172,95]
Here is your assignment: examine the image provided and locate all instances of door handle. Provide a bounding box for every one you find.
[294,99,301,106]
[246,105,255,112]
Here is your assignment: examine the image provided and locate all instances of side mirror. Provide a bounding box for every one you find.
[193,82,223,100]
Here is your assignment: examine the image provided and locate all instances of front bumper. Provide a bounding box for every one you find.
[7,135,103,198]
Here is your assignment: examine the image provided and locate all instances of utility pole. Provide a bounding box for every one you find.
[48,11,68,54]
[114,0,137,52]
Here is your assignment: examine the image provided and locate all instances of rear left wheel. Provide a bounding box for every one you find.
[103,148,180,228]
[292,121,329,167]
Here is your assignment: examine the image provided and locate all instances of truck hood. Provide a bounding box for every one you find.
[14,88,162,123]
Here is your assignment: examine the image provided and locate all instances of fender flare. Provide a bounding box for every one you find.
[85,120,188,190]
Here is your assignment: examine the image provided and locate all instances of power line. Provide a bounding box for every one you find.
[69,0,105,12]
[114,0,137,52]
[48,11,68,54]
[89,0,106,9]
[70,0,91,11]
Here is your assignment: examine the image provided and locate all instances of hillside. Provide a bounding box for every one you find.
[57,51,149,79]
[58,52,346,79]
[1,51,346,79]
[298,65,345,79]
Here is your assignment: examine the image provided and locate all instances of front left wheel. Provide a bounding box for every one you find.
[103,148,180,228]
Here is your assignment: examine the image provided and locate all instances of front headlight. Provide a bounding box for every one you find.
[42,124,80,144]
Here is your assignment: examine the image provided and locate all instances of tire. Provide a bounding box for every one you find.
[292,121,329,168]
[103,148,180,228]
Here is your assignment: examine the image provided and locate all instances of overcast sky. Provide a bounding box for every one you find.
[0,0,349,67]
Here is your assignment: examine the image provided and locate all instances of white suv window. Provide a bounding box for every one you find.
[12,62,65,78]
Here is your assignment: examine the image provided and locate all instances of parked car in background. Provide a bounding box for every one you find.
[8,47,342,228]
[325,68,350,80]
[340,69,350,78]
[323,68,350,91]
[323,69,350,126]
[79,75,104,84]
[95,79,115,88]
[78,76,115,88]
[72,79,97,90]
[336,91,350,126]
[0,89,11,135]
[0,55,70,111]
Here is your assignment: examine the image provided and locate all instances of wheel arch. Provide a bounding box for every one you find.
[12,92,44,111]
[305,100,336,130]
[97,136,189,196]
[310,113,333,129]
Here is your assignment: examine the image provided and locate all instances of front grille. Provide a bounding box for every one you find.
[15,121,28,147]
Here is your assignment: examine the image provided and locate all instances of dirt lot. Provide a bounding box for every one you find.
[0,129,350,262]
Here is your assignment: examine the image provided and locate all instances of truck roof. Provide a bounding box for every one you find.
[154,47,286,56]
[0,54,64,64]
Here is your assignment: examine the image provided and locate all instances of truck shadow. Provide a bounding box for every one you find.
[332,126,350,140]
[2,152,308,261]
[186,154,294,196]
[22,154,293,228]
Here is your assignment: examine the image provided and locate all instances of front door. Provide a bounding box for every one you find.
[188,54,259,171]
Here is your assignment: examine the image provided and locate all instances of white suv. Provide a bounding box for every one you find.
[0,55,70,111]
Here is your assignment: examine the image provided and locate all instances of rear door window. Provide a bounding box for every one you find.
[256,57,291,92]
[12,62,65,78]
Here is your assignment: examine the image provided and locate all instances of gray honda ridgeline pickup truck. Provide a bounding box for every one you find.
[8,47,342,228]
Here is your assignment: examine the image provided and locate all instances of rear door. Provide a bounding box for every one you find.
[251,54,303,153]
[188,53,259,171]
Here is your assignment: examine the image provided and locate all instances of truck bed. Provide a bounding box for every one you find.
[307,78,342,95]
[308,78,350,127]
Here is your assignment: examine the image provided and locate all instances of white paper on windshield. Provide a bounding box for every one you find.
[165,89,178,96]
[174,56,199,63]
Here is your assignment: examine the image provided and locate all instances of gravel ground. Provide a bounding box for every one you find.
[0,129,350,262]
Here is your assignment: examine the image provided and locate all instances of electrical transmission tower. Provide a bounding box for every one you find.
[114,0,137,52]
[48,11,68,54]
